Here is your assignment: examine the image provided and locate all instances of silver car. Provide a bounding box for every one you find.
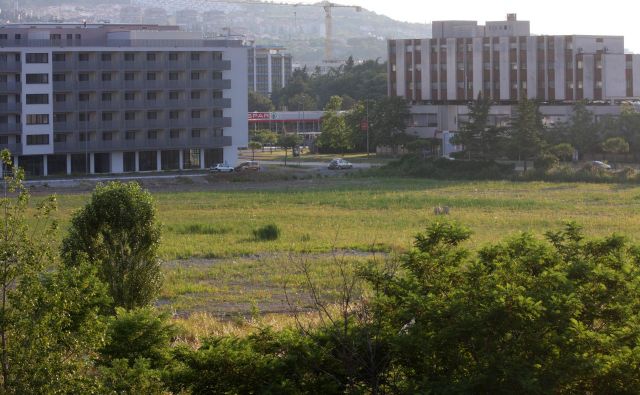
[328,158,353,170]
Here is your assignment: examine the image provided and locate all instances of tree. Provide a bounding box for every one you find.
[508,98,545,171]
[61,182,162,310]
[248,141,262,160]
[562,101,601,159]
[288,93,317,112]
[362,221,640,393]
[601,136,629,166]
[369,96,411,154]
[550,143,576,162]
[277,134,302,166]
[0,150,109,393]
[452,93,504,160]
[317,96,352,154]
[248,91,274,112]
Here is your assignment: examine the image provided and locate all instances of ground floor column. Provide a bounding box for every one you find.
[89,153,95,174]
[66,154,71,175]
[199,149,205,169]
[179,150,184,170]
[111,152,124,173]
[43,155,48,176]
[157,150,162,171]
[134,151,140,172]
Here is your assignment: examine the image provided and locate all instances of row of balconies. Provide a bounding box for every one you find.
[0,143,21,155]
[52,59,231,72]
[53,117,231,132]
[53,98,231,111]
[0,123,21,133]
[0,82,21,92]
[52,135,232,153]
[52,79,231,91]
[0,103,21,112]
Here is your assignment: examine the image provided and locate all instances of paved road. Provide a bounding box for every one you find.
[258,160,379,169]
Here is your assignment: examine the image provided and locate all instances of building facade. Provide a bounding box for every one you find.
[248,110,323,145]
[388,15,640,141]
[248,46,292,97]
[0,23,248,176]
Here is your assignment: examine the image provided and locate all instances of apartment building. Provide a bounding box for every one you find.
[388,15,640,139]
[248,46,292,97]
[0,23,248,176]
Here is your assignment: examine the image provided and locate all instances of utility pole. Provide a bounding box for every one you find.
[366,100,370,157]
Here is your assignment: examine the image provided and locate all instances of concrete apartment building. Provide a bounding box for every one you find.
[388,15,640,139]
[248,46,292,97]
[0,23,248,176]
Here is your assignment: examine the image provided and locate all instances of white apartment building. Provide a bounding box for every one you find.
[0,23,248,176]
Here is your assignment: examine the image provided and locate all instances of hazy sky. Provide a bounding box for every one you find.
[308,0,640,53]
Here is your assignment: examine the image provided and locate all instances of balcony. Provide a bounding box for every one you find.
[53,135,232,153]
[211,60,231,70]
[0,123,22,133]
[0,82,21,92]
[210,79,231,89]
[0,143,22,155]
[211,98,231,108]
[52,80,75,91]
[0,103,21,112]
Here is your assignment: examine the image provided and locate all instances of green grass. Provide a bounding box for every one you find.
[45,176,640,320]
[51,177,640,260]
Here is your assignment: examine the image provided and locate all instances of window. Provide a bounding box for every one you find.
[79,132,90,142]
[190,53,200,61]
[52,53,66,62]
[0,95,6,104]
[169,52,179,61]
[191,71,200,80]
[102,131,112,141]
[212,71,223,80]
[0,34,6,40]
[78,112,89,122]
[170,129,180,138]
[169,110,180,119]
[26,114,49,125]
[26,74,49,84]
[78,93,90,102]
[146,111,158,120]
[213,110,223,118]
[54,133,66,143]
[101,72,112,81]
[14,34,21,40]
[50,33,62,40]
[101,53,112,62]
[212,90,223,99]
[53,113,66,122]
[26,134,50,145]
[124,92,135,101]
[101,112,113,121]
[78,73,89,82]
[191,129,201,138]
[212,51,223,61]
[26,53,48,63]
[78,53,89,62]
[125,131,136,140]
[146,53,156,61]
[191,110,201,119]
[146,91,158,100]
[124,72,135,81]
[124,53,135,61]
[53,73,65,82]
[147,130,158,139]
[124,111,136,121]
[146,72,156,81]
[101,92,112,101]
[190,91,201,100]
[169,71,179,80]
[26,94,49,104]
[55,93,66,102]
[66,34,72,40]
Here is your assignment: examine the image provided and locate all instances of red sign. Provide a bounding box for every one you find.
[360,120,369,131]
[248,112,273,121]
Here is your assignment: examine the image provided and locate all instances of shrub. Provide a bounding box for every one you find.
[253,224,281,241]
[533,153,559,172]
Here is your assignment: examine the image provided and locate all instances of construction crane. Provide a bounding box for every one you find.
[196,0,362,62]
[298,1,362,62]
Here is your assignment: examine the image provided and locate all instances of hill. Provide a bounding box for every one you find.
[4,0,432,63]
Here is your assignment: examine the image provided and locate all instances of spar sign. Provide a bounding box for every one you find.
[248,112,278,121]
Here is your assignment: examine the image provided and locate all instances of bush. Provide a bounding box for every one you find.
[253,224,281,241]
[376,155,515,180]
[533,153,559,172]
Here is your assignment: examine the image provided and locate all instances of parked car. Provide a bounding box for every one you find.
[235,161,260,171]
[210,163,235,172]
[328,158,353,170]
[590,160,612,170]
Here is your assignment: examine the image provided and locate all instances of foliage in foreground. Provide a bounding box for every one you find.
[160,221,640,394]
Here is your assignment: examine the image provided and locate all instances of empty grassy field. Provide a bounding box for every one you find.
[46,176,640,328]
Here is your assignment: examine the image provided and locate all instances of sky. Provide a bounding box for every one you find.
[304,0,640,53]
